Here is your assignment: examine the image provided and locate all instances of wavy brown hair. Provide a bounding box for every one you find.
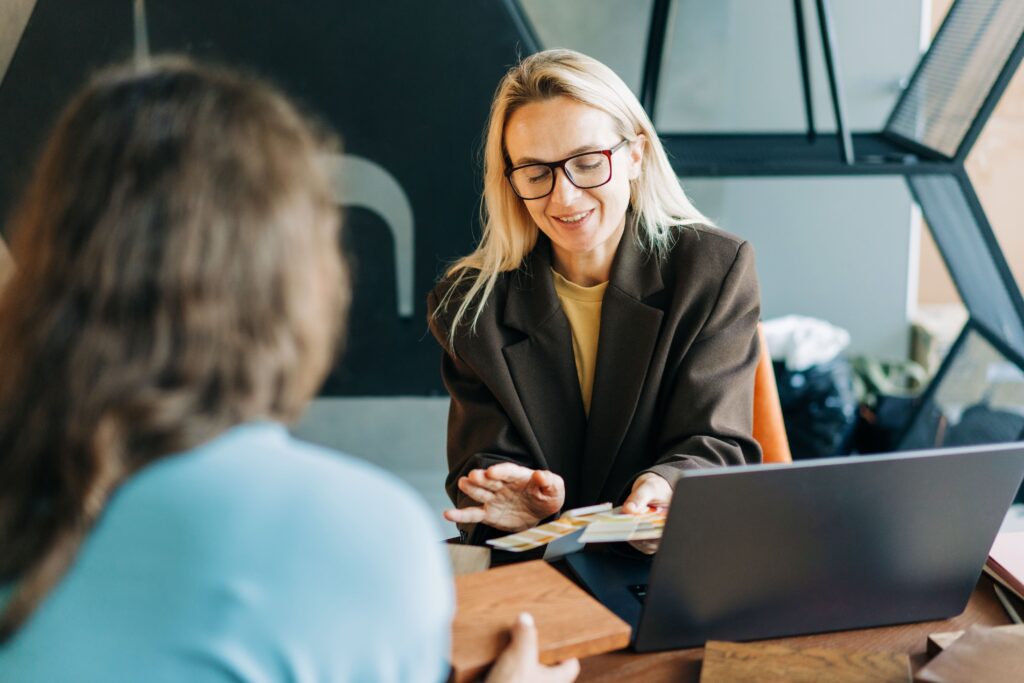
[0,57,347,640]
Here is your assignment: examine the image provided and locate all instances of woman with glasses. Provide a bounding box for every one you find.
[0,58,578,682]
[428,49,762,550]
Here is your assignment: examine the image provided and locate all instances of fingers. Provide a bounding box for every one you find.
[530,469,565,497]
[506,613,579,679]
[443,506,486,524]
[511,612,539,660]
[485,612,538,683]
[543,658,581,683]
[459,465,532,504]
[622,484,653,514]
[458,476,496,504]
[485,462,536,484]
[496,613,580,683]
[468,468,503,491]
[623,473,672,515]
[628,538,661,555]
[525,471,565,519]
[618,479,651,516]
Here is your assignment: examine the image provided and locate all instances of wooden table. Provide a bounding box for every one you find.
[577,575,1011,682]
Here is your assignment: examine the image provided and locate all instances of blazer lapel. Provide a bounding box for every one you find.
[580,230,665,503]
[501,239,588,504]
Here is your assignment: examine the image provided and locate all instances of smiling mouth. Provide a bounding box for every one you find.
[553,209,593,225]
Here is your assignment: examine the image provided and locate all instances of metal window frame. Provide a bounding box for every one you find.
[882,0,1024,162]
[897,316,1024,451]
[905,170,1024,355]
[508,0,1024,454]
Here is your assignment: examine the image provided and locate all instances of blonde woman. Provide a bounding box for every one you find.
[428,49,763,550]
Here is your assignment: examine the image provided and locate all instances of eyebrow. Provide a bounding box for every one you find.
[512,143,604,166]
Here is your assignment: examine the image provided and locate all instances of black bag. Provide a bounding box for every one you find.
[853,394,920,455]
[943,402,1024,447]
[774,357,858,459]
[850,356,927,454]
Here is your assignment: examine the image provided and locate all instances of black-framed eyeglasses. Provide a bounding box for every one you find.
[505,138,630,200]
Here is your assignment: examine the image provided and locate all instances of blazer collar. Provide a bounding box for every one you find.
[606,222,665,301]
[501,236,561,336]
[502,220,665,333]
[500,223,668,506]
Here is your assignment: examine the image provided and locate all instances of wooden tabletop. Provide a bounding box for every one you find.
[577,575,1011,682]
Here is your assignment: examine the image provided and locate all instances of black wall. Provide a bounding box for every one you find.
[0,0,533,395]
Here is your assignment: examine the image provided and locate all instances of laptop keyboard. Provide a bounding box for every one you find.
[629,583,648,603]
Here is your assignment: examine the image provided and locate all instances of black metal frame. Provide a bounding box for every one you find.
[814,0,853,164]
[792,0,816,142]
[659,132,951,177]
[654,1,1023,179]
[640,0,674,122]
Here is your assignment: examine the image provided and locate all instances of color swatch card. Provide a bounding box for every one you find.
[486,503,667,551]
[577,507,666,544]
[485,503,612,552]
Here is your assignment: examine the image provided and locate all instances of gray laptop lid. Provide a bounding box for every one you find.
[634,443,1024,651]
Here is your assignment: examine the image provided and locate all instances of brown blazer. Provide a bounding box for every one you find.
[427,223,762,543]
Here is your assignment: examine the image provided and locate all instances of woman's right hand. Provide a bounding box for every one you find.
[485,613,580,683]
[444,463,565,532]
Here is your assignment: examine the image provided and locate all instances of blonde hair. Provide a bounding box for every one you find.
[440,48,710,342]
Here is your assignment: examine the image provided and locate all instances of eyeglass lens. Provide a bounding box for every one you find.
[509,152,611,200]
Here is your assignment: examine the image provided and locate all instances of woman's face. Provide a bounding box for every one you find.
[504,97,643,270]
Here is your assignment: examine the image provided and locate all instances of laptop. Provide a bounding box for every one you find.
[565,442,1024,652]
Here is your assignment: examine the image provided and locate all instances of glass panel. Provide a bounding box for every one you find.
[914,219,968,377]
[684,175,916,359]
[908,174,1024,357]
[656,0,922,132]
[657,0,802,132]
[885,0,1024,157]
[901,325,1024,456]
[964,65,1024,298]
[519,0,653,97]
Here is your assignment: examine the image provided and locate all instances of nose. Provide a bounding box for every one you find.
[549,167,581,206]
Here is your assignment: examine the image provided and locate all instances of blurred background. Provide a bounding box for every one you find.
[1,0,1022,535]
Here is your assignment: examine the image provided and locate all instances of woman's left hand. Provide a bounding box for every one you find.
[622,473,672,555]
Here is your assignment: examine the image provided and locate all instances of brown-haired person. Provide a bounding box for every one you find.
[0,59,578,683]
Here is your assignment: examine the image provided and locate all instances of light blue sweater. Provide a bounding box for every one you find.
[0,422,452,682]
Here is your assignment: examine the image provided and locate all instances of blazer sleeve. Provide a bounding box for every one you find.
[426,287,538,545]
[641,240,763,490]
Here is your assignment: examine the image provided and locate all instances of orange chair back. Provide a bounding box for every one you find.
[753,323,792,463]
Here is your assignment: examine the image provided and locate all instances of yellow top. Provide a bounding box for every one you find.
[552,268,608,416]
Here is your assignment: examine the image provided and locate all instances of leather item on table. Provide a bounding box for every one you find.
[916,625,1024,683]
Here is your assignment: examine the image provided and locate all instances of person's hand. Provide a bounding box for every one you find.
[444,463,565,532]
[485,612,580,683]
[622,472,672,555]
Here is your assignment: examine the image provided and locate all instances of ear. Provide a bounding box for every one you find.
[628,134,646,180]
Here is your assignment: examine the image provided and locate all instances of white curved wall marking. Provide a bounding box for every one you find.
[322,153,415,319]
